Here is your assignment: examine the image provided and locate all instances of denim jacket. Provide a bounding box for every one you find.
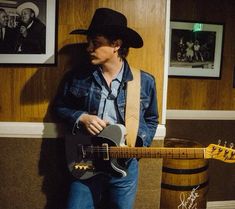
[54,60,158,147]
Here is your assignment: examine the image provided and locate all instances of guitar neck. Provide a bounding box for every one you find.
[109,147,205,159]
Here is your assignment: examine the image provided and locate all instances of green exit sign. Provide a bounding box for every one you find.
[193,23,203,32]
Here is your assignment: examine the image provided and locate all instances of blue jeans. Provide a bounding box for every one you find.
[66,158,139,209]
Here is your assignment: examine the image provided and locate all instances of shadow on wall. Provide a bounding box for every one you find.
[19,43,91,209]
[20,42,90,107]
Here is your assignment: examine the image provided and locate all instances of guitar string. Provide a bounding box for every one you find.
[77,147,235,158]
[78,146,233,152]
[78,146,207,157]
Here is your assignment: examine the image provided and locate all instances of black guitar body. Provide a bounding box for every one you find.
[65,124,128,180]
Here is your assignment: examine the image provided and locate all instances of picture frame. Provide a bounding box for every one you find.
[0,0,57,65]
[168,21,224,78]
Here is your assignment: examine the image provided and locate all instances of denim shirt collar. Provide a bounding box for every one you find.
[92,59,133,86]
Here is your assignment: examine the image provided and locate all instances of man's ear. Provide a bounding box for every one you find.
[113,39,123,51]
[30,11,35,18]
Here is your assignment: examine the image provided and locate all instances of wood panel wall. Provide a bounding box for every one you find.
[167,0,235,110]
[0,1,166,209]
[0,0,165,122]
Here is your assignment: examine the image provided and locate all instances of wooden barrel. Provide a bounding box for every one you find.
[160,138,209,209]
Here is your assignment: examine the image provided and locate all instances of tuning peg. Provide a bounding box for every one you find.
[230,143,234,149]
[218,139,221,145]
[224,155,232,161]
[224,141,227,147]
[231,151,235,158]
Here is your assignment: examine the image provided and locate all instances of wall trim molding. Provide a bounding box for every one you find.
[207,200,235,209]
[167,110,235,120]
[0,122,166,139]
[162,0,171,125]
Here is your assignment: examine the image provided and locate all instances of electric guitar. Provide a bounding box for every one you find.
[65,124,235,180]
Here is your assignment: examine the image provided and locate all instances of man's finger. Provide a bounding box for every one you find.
[87,126,97,135]
[89,123,102,134]
[96,118,108,128]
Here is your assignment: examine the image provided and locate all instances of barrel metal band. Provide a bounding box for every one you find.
[162,164,209,174]
[161,180,209,191]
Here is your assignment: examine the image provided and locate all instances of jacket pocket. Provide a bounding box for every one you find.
[69,86,89,98]
[68,85,90,109]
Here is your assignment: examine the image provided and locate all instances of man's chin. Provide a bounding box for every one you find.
[22,20,30,25]
[90,59,100,65]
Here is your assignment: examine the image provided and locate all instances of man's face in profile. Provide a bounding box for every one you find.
[86,35,122,65]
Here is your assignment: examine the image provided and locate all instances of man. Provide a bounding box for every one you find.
[186,39,194,62]
[194,40,204,62]
[0,8,17,53]
[54,8,158,209]
[16,2,46,54]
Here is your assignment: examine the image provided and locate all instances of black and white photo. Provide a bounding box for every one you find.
[169,21,223,78]
[0,0,56,64]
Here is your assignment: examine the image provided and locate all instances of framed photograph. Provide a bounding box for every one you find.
[0,0,57,65]
[169,21,224,78]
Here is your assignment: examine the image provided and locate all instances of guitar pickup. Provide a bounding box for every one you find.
[102,143,109,160]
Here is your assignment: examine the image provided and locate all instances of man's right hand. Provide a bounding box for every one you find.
[20,25,27,37]
[79,114,109,135]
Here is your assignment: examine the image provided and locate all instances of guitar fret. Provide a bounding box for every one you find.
[109,147,205,159]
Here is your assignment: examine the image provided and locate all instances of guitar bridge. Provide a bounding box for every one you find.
[74,162,94,171]
[102,143,109,160]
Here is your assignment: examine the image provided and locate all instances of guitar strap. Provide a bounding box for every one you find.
[125,67,141,147]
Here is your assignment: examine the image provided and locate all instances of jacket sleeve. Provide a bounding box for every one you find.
[52,71,86,133]
[143,77,159,146]
[137,74,159,147]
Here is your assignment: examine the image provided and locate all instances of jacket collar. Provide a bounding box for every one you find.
[92,59,133,85]
[122,59,133,82]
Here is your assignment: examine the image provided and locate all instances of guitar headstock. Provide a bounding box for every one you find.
[205,142,235,163]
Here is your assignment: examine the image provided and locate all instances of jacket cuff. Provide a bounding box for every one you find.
[71,111,87,134]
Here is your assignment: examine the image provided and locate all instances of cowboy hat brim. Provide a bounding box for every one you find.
[70,25,143,48]
[17,2,39,17]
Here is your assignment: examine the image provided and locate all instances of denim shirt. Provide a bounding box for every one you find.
[97,63,124,124]
[54,60,159,147]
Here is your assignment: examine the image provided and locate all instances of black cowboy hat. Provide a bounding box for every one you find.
[70,8,143,48]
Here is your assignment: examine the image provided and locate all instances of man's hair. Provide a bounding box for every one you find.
[0,8,6,13]
[106,34,130,59]
[29,8,35,17]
